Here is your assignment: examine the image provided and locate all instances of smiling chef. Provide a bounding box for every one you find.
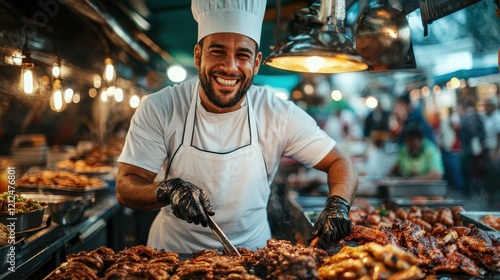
[116,0,358,253]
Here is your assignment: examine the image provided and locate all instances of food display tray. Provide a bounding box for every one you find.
[460,211,500,232]
[386,197,463,211]
[16,183,108,199]
[0,207,45,231]
[377,180,447,198]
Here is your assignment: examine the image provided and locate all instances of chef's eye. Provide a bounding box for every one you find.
[210,49,224,55]
[237,53,251,60]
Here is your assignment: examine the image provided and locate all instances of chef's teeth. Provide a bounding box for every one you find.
[216,77,237,86]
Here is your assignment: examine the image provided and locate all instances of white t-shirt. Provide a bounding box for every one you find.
[482,110,500,150]
[118,79,336,183]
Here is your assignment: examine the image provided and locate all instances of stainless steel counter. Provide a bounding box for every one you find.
[0,192,123,280]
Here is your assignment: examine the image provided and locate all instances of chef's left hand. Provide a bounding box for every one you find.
[309,195,352,249]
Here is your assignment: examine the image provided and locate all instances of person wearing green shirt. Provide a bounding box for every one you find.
[391,123,444,180]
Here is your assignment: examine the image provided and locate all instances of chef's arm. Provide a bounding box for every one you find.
[313,146,358,204]
[116,162,164,211]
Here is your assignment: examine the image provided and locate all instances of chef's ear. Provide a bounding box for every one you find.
[194,44,201,69]
[253,52,262,75]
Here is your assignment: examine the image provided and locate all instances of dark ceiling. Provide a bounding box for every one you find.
[0,0,498,95]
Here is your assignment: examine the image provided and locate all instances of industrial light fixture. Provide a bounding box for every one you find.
[264,0,369,74]
[20,41,35,94]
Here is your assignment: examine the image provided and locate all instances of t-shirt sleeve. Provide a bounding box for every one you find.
[117,95,167,174]
[282,104,336,168]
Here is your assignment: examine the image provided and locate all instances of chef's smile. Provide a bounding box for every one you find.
[214,76,239,88]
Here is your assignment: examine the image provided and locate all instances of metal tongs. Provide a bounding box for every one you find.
[207,215,241,256]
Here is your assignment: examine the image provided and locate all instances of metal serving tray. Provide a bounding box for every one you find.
[377,179,447,198]
[386,197,463,211]
[0,207,45,231]
[460,211,500,232]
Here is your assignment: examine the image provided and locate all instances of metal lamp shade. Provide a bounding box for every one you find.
[264,28,370,74]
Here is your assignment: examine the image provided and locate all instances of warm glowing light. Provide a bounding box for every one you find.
[22,69,34,94]
[89,88,97,98]
[64,88,74,103]
[291,90,302,100]
[331,90,342,101]
[73,93,81,103]
[12,56,22,65]
[104,57,115,82]
[93,75,102,88]
[305,56,325,73]
[114,88,123,102]
[52,63,61,78]
[365,96,378,108]
[100,90,108,102]
[449,77,460,89]
[410,89,420,100]
[421,86,430,97]
[106,86,116,96]
[167,65,187,83]
[50,89,66,112]
[304,84,314,95]
[130,95,140,108]
[433,85,441,95]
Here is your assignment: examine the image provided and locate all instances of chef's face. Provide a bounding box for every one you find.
[194,33,262,112]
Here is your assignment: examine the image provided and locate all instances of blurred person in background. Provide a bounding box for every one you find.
[363,101,392,146]
[363,99,396,178]
[480,96,500,208]
[393,93,437,145]
[390,123,444,180]
[481,96,500,160]
[457,99,486,196]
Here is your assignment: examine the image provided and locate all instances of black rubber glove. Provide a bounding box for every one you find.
[156,178,215,227]
[309,195,352,249]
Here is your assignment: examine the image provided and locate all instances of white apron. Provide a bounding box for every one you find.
[147,85,271,253]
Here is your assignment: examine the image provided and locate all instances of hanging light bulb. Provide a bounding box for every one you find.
[114,88,124,102]
[50,78,66,112]
[20,42,35,94]
[64,88,74,103]
[52,62,61,78]
[103,57,116,83]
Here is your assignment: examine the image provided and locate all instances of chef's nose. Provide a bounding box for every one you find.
[220,55,238,72]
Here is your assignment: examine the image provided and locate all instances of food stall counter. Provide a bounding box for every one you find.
[0,192,123,280]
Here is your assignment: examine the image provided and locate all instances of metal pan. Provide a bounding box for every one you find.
[386,197,463,211]
[460,211,500,232]
[0,207,45,232]
[20,193,94,226]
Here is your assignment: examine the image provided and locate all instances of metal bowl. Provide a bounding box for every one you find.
[19,194,94,226]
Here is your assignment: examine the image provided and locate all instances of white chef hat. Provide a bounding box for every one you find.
[192,0,267,47]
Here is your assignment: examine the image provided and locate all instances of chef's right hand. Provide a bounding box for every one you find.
[156,178,215,227]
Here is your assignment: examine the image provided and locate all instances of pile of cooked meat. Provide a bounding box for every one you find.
[344,220,500,277]
[46,204,500,279]
[46,239,328,280]
[349,204,465,230]
[318,242,425,279]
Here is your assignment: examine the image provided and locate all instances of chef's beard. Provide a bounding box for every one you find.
[199,69,253,109]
